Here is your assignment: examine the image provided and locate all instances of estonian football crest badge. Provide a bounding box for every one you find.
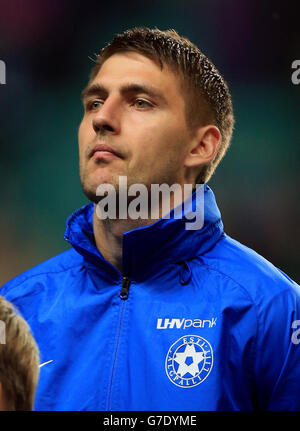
[165,335,213,388]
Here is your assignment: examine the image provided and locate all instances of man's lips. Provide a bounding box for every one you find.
[89,143,122,159]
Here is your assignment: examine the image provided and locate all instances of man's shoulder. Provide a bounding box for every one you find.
[1,247,83,297]
[202,233,299,302]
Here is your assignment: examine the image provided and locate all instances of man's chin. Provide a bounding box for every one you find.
[80,178,105,204]
[81,185,100,204]
[81,177,119,204]
[80,169,117,203]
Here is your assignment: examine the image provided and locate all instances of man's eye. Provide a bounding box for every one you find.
[87,100,103,111]
[133,99,152,109]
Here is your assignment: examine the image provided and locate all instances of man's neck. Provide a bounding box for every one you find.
[92,182,196,273]
[93,207,155,274]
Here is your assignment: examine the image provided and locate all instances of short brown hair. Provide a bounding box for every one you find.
[88,27,234,183]
[0,296,40,410]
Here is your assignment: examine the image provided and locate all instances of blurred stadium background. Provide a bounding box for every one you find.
[0,0,299,285]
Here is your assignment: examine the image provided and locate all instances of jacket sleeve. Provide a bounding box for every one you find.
[253,280,300,410]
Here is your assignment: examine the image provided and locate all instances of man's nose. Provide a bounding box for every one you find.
[92,97,121,135]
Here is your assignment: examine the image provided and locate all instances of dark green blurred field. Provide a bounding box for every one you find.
[0,0,299,285]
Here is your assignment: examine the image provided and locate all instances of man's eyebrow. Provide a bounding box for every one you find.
[81,82,168,104]
[81,83,107,101]
[119,83,168,104]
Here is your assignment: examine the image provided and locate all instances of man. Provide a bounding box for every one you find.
[1,27,300,411]
[0,296,40,410]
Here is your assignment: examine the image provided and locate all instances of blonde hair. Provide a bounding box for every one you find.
[0,296,40,410]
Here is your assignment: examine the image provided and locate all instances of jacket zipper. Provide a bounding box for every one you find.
[120,275,130,300]
[106,276,131,410]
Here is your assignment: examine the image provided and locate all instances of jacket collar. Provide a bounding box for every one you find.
[64,184,224,280]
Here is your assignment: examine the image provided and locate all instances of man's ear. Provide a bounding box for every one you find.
[184,125,221,169]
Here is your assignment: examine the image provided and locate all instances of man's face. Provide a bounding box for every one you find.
[78,51,192,202]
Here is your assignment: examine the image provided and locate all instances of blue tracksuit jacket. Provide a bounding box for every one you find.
[1,184,300,410]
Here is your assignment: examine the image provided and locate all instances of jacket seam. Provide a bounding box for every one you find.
[162,220,224,268]
[197,260,258,306]
[1,262,83,292]
[107,301,126,410]
[197,260,259,396]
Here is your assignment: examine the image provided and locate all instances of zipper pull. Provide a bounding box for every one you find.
[120,276,130,300]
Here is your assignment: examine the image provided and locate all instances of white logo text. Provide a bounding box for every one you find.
[157,317,217,329]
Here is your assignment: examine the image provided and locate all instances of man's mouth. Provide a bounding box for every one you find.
[89,143,122,160]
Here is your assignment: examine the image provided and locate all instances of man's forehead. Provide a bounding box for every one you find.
[98,51,163,75]
[90,52,183,95]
